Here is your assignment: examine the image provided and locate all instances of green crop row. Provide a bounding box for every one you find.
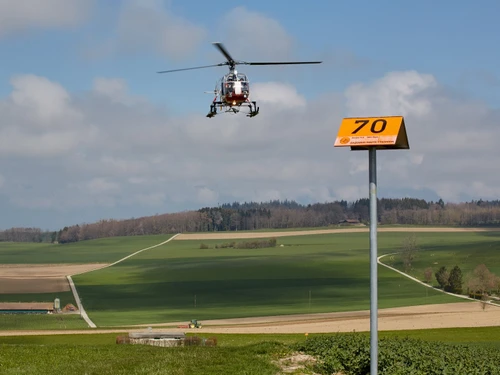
[295,333,500,374]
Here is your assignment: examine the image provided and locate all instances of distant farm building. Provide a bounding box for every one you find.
[0,302,55,314]
[338,219,363,226]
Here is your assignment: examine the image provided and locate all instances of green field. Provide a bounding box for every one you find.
[382,231,500,282]
[71,231,499,326]
[0,313,89,330]
[0,234,174,264]
[3,229,500,328]
[2,229,500,373]
[1,327,500,374]
[0,291,76,306]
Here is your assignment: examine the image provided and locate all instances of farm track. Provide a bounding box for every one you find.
[174,226,500,240]
[1,301,499,336]
[2,227,500,335]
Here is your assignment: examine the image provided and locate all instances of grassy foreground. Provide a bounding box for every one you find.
[72,231,496,326]
[1,327,500,374]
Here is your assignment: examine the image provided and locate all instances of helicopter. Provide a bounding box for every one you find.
[157,42,322,118]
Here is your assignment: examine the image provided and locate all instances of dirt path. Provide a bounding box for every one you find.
[1,301,498,337]
[175,226,500,240]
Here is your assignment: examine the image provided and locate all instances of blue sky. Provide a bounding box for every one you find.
[0,0,499,230]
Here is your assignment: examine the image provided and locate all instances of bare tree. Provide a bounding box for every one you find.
[480,294,488,311]
[467,264,497,297]
[424,267,433,284]
[402,233,419,273]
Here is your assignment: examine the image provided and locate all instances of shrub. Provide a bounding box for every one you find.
[115,336,130,345]
[209,238,278,250]
[234,238,278,249]
[183,336,202,346]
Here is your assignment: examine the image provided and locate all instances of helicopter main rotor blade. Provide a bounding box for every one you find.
[244,61,322,66]
[212,42,235,65]
[157,64,225,74]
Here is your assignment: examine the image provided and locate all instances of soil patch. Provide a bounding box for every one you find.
[129,302,500,334]
[0,263,109,277]
[0,263,108,294]
[1,302,499,336]
[0,277,70,293]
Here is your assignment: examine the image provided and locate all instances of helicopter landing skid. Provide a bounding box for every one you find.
[206,101,259,118]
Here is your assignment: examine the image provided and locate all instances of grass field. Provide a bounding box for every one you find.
[0,313,89,330]
[1,327,500,374]
[0,291,76,305]
[0,234,174,264]
[70,231,496,326]
[3,229,499,329]
[381,231,500,284]
[2,229,500,373]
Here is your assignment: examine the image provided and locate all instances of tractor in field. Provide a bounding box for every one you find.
[189,319,202,328]
[177,319,202,329]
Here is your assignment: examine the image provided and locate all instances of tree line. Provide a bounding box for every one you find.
[431,263,500,299]
[400,233,499,299]
[1,197,500,244]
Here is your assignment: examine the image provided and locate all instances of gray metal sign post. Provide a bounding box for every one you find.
[334,116,410,374]
[369,146,378,373]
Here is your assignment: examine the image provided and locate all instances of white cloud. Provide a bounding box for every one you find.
[345,70,438,117]
[91,77,148,106]
[196,186,218,205]
[93,78,128,100]
[85,178,121,195]
[251,82,307,109]
[335,186,366,202]
[96,0,206,60]
[0,0,93,38]
[132,192,166,206]
[1,69,500,226]
[217,6,294,61]
[9,75,82,124]
[342,70,500,203]
[0,74,97,158]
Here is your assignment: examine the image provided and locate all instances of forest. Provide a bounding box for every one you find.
[1,197,500,244]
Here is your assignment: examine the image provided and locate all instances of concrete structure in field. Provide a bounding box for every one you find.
[0,302,55,314]
[127,332,187,347]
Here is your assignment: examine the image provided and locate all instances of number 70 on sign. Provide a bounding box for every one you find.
[334,116,409,149]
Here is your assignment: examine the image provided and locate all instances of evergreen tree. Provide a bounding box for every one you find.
[435,266,449,289]
[447,265,463,293]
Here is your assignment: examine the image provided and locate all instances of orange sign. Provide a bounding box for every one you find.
[334,116,409,150]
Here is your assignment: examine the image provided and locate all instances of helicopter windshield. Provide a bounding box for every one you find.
[223,73,249,95]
